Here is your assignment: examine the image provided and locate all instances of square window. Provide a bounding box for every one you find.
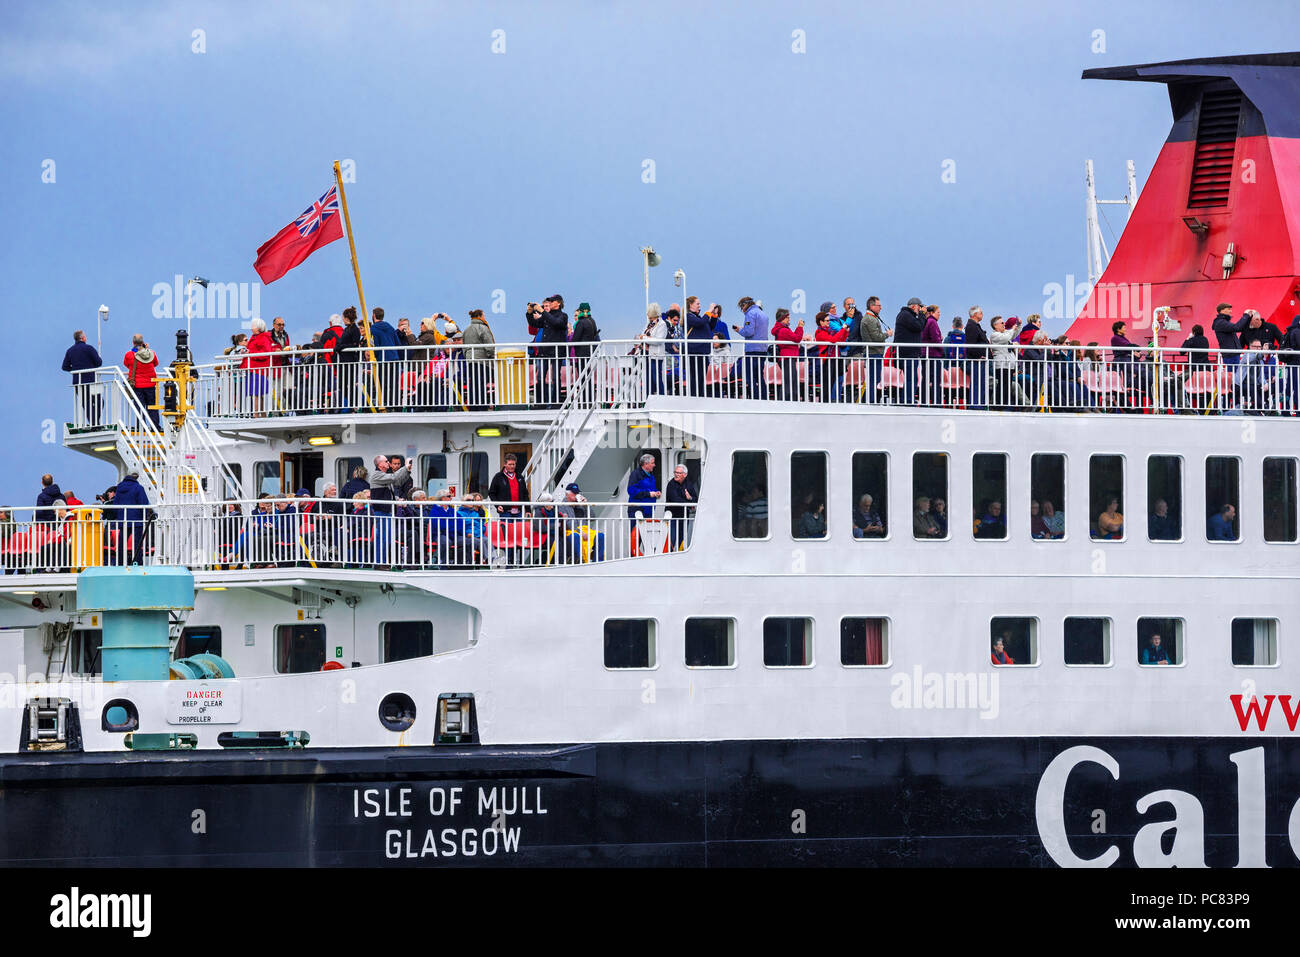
[1064,617,1111,666]
[1263,457,1297,543]
[763,617,813,667]
[176,626,222,659]
[1030,453,1066,540]
[604,619,657,669]
[990,617,1037,666]
[686,618,735,668]
[276,624,326,674]
[732,452,769,539]
[851,452,888,539]
[840,618,890,667]
[382,621,433,663]
[913,452,949,540]
[1231,618,1278,667]
[791,452,828,541]
[1138,617,1183,666]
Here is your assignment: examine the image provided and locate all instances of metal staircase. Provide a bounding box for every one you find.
[522,345,645,493]
[68,368,243,504]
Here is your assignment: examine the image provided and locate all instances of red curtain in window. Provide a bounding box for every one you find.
[863,619,884,666]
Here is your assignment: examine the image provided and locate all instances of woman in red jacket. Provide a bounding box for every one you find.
[123,336,160,428]
[241,318,280,417]
[772,309,805,401]
[991,636,1015,665]
[813,311,849,403]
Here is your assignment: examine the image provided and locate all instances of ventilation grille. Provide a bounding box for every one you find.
[1187,90,1242,209]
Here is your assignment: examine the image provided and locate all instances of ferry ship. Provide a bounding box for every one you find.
[2,53,1299,868]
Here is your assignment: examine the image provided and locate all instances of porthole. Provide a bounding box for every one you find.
[101,698,139,732]
[378,692,417,732]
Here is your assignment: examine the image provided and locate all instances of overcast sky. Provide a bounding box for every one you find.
[0,0,1292,503]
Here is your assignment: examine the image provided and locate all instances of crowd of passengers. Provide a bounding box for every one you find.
[61,297,1300,419]
[4,452,698,572]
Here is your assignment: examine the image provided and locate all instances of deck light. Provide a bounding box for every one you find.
[92,445,115,452]
[307,436,335,446]
[475,426,503,438]
[1181,216,1209,235]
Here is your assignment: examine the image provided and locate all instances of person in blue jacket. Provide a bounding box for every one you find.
[1140,633,1171,665]
[62,330,103,425]
[111,471,150,565]
[626,453,661,521]
[733,296,770,399]
[685,296,714,397]
[1207,503,1237,541]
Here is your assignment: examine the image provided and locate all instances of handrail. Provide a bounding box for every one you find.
[0,498,698,573]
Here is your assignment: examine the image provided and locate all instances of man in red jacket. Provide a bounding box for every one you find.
[123,334,160,429]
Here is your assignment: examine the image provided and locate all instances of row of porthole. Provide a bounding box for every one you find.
[100,693,419,734]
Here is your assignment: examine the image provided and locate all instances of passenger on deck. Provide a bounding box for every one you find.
[1040,500,1064,539]
[913,496,941,539]
[124,334,161,428]
[892,297,925,404]
[664,464,697,551]
[557,483,605,563]
[1148,498,1178,540]
[795,491,827,539]
[1207,503,1237,541]
[735,297,770,400]
[35,474,64,522]
[974,500,1005,539]
[63,330,103,425]
[931,497,949,537]
[626,453,661,521]
[772,309,805,401]
[1140,633,1170,665]
[488,453,530,521]
[852,493,884,538]
[1096,497,1124,539]
[991,636,1015,666]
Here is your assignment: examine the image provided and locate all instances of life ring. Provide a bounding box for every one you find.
[322,660,345,671]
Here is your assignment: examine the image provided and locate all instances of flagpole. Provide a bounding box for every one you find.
[332,160,384,411]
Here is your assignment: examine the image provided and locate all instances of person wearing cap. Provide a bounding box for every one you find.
[556,483,605,563]
[1211,302,1251,369]
[461,309,496,408]
[819,300,844,335]
[535,294,569,406]
[892,298,926,404]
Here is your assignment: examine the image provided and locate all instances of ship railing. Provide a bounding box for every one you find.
[0,499,697,574]
[629,341,1300,415]
[188,341,634,419]
[144,341,1300,420]
[0,505,157,575]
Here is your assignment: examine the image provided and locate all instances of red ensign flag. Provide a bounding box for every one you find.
[253,186,344,284]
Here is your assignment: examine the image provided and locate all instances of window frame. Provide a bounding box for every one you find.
[988,615,1041,669]
[850,450,891,542]
[1088,452,1127,543]
[684,616,738,670]
[1230,617,1280,669]
[1204,454,1242,545]
[176,625,223,660]
[1062,616,1113,669]
[972,450,1010,542]
[1262,456,1298,545]
[602,618,660,672]
[912,451,951,543]
[1145,453,1185,544]
[379,619,435,664]
[1029,451,1068,543]
[274,622,328,675]
[789,450,830,542]
[1136,616,1187,668]
[761,616,815,670]
[838,616,892,669]
[730,450,772,543]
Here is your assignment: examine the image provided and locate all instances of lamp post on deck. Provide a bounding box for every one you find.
[640,246,661,317]
[96,304,108,356]
[1150,306,1180,414]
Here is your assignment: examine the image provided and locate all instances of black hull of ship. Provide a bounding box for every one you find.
[1,736,1294,867]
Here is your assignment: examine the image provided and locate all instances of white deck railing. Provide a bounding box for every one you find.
[102,340,1300,419]
[0,499,697,575]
